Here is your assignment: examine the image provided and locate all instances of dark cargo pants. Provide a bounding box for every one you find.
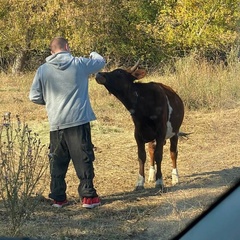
[48,123,98,201]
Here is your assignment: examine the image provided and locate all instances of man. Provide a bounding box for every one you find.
[29,37,105,208]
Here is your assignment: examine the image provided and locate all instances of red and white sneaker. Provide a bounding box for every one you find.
[82,197,101,209]
[52,199,69,208]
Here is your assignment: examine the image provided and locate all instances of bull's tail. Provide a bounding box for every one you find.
[178,132,192,140]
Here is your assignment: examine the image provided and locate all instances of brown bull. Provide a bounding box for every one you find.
[96,62,186,190]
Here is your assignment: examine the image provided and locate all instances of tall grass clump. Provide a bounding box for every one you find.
[0,112,49,236]
[156,51,240,110]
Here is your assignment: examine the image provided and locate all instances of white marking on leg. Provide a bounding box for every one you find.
[136,174,145,188]
[172,168,179,185]
[148,166,156,182]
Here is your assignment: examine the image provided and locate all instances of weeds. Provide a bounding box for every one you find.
[173,54,239,110]
[148,52,240,110]
[0,112,48,236]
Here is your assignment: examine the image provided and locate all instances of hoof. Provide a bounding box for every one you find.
[135,186,144,191]
[172,180,179,186]
[155,184,164,189]
[155,178,164,191]
[155,184,165,193]
[148,178,156,183]
[172,176,179,185]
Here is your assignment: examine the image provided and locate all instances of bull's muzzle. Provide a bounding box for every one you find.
[95,72,106,85]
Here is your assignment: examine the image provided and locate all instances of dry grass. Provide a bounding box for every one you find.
[0,58,240,239]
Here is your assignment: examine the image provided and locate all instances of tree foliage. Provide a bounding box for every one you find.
[149,0,240,57]
[0,0,239,72]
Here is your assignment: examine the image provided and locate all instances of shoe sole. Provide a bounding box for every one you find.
[82,203,101,209]
[52,202,69,208]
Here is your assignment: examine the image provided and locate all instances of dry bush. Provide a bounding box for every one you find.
[146,52,240,110]
[0,113,48,236]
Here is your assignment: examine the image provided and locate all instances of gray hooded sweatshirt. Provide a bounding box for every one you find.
[29,51,105,131]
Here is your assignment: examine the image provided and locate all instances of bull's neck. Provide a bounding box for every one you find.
[113,85,139,113]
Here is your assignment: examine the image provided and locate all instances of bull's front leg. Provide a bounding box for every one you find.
[154,140,164,189]
[135,139,146,190]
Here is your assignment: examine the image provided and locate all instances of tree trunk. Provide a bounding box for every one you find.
[12,50,26,75]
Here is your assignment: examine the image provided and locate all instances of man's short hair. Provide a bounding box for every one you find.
[50,37,68,52]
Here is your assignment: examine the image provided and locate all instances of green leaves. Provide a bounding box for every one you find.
[0,0,239,71]
[150,0,239,56]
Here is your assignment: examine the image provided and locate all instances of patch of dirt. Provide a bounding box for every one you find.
[0,107,240,239]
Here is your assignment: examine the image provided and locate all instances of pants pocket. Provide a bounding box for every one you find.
[82,142,95,162]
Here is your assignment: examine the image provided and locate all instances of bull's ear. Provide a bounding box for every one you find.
[132,69,146,80]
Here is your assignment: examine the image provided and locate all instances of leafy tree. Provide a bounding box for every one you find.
[144,0,240,58]
[0,0,239,73]
[0,0,91,73]
[0,0,49,73]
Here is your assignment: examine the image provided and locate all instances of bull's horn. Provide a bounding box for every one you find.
[130,59,140,73]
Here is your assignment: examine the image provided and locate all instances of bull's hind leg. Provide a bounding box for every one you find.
[170,135,179,185]
[148,141,156,183]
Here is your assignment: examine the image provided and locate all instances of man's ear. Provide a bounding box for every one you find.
[132,69,147,80]
[65,44,70,52]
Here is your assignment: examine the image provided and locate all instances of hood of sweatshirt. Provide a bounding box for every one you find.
[45,52,74,70]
